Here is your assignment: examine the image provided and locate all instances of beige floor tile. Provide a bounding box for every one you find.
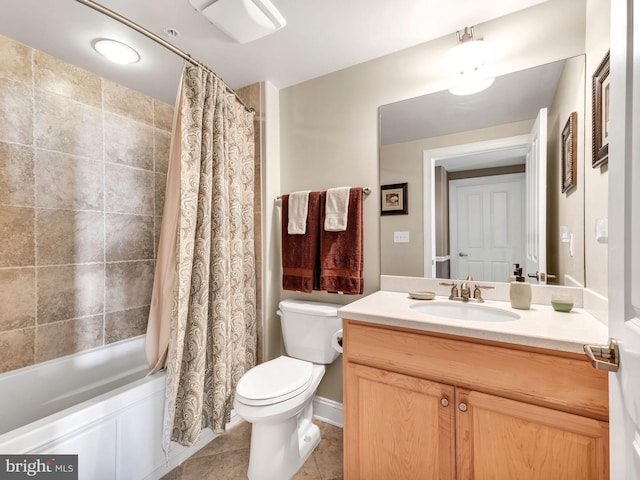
[163,420,342,480]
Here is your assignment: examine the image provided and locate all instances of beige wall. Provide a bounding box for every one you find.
[584,0,610,297]
[277,0,588,402]
[547,55,586,286]
[0,34,172,373]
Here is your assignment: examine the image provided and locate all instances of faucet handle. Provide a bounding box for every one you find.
[473,284,494,303]
[440,282,458,300]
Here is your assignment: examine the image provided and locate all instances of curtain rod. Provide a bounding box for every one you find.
[275,187,371,202]
[74,0,255,114]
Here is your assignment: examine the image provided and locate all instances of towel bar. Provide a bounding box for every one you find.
[275,187,371,202]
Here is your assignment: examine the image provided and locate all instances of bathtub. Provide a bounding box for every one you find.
[0,335,233,480]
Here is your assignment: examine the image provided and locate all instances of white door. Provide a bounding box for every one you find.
[525,108,547,284]
[449,174,525,282]
[604,1,640,477]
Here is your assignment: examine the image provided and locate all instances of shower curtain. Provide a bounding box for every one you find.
[145,63,257,452]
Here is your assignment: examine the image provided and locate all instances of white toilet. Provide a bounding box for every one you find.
[233,299,343,480]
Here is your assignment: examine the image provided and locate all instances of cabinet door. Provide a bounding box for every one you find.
[455,388,609,480]
[344,362,455,480]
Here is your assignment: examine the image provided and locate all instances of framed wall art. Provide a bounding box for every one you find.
[380,183,408,215]
[561,112,578,193]
[592,50,610,168]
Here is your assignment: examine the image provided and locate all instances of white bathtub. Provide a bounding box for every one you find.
[0,335,231,480]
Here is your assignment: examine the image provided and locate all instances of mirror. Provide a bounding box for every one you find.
[379,56,586,286]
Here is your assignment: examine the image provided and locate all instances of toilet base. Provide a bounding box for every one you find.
[247,403,320,480]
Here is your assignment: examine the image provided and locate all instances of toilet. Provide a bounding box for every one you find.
[233,299,343,480]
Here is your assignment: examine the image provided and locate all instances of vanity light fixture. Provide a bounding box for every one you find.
[93,39,140,65]
[445,26,494,96]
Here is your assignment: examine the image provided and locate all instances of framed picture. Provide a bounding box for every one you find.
[592,50,610,168]
[561,112,578,193]
[380,183,408,215]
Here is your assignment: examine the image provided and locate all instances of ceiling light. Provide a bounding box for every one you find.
[444,26,494,96]
[93,39,140,65]
[448,68,495,96]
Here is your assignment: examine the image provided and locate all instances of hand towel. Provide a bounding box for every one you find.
[282,192,321,292]
[324,187,351,231]
[319,187,364,294]
[287,190,311,234]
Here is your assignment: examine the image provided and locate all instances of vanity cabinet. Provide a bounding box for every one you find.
[342,319,609,480]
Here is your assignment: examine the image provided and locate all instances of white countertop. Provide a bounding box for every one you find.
[337,290,608,354]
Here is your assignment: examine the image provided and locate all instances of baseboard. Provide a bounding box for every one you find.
[313,395,343,428]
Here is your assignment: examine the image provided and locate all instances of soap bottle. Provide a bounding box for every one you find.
[509,264,531,310]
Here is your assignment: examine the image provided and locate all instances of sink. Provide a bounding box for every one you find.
[410,302,519,322]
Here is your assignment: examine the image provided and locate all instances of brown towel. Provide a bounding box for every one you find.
[282,192,321,292]
[319,187,364,294]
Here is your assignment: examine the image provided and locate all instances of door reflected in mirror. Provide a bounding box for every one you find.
[379,55,586,286]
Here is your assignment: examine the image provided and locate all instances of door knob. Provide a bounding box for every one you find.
[584,339,619,372]
[458,402,468,412]
[459,252,468,257]
[440,398,449,407]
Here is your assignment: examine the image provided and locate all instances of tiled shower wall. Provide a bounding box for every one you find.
[0,34,172,373]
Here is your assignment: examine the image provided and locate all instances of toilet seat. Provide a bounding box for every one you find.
[236,356,313,406]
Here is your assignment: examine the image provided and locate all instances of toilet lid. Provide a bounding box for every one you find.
[236,356,313,406]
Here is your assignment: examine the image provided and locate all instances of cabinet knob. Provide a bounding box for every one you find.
[458,402,468,412]
[440,398,449,407]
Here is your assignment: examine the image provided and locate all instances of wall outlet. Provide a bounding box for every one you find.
[394,231,410,243]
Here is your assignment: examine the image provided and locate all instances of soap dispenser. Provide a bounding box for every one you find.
[509,264,531,310]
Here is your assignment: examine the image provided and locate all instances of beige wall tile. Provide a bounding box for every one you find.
[104,112,154,170]
[35,315,103,362]
[105,260,154,312]
[105,213,154,262]
[0,34,32,84]
[35,149,104,211]
[154,129,171,174]
[105,306,149,344]
[34,50,102,108]
[0,206,34,267]
[155,173,167,217]
[103,79,153,126]
[153,100,174,131]
[0,142,34,207]
[0,268,35,331]
[36,209,104,265]
[154,216,162,259]
[106,164,155,215]
[0,328,35,373]
[34,90,103,159]
[37,264,105,323]
[0,78,33,145]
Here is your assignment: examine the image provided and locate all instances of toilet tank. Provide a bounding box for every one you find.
[278,299,342,364]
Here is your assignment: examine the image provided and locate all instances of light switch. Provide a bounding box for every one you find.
[394,231,410,243]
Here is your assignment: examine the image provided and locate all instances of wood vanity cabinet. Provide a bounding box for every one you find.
[342,319,609,480]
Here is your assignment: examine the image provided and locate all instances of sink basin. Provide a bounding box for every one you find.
[410,302,519,322]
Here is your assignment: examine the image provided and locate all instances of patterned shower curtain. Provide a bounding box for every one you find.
[146,63,257,453]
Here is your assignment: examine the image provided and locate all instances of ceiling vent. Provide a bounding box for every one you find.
[190,0,286,44]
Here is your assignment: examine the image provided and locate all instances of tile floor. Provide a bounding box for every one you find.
[162,420,343,480]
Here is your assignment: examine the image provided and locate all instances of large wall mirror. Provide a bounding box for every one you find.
[379,55,586,286]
